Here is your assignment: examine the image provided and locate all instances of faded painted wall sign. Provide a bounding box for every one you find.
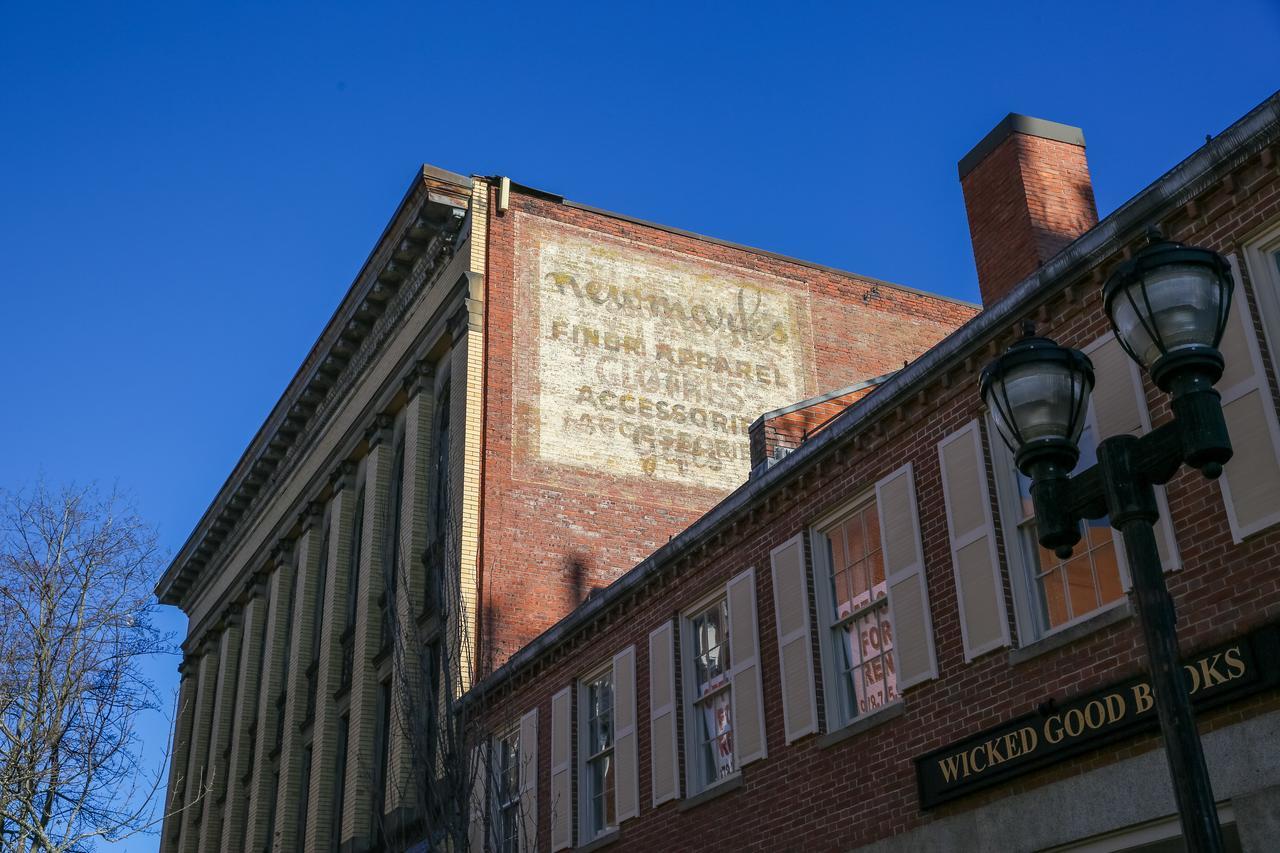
[514,216,813,492]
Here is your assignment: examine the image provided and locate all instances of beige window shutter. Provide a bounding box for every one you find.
[519,708,538,853]
[1216,256,1280,541]
[875,463,938,689]
[1083,335,1182,578]
[612,645,639,822]
[647,622,680,808]
[938,421,1011,661]
[768,534,818,743]
[549,687,573,851]
[726,567,767,765]
[467,742,489,853]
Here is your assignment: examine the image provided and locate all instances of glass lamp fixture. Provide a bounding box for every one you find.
[1103,231,1235,477]
[1102,232,1233,391]
[980,328,1094,557]
[980,328,1095,472]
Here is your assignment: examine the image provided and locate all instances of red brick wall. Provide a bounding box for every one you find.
[478,189,976,673]
[479,146,1280,850]
[962,132,1099,306]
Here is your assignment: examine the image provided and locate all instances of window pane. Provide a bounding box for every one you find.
[696,690,734,786]
[1018,420,1127,634]
[1064,551,1101,618]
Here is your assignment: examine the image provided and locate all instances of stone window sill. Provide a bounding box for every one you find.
[816,701,905,750]
[576,828,621,852]
[1008,599,1132,666]
[677,772,743,812]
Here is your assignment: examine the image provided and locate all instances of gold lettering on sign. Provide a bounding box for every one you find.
[529,228,810,490]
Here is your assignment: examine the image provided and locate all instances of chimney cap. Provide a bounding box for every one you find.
[958,113,1087,180]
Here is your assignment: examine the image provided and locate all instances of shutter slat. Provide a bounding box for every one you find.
[938,422,1010,661]
[769,535,817,743]
[519,709,538,853]
[876,463,938,689]
[612,646,639,823]
[549,687,572,851]
[1218,257,1280,540]
[727,568,767,765]
[647,623,680,807]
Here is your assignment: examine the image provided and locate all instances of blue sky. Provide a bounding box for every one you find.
[1,1,1277,848]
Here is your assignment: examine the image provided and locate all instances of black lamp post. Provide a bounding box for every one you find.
[980,230,1234,853]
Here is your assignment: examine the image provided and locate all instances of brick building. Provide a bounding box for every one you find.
[154,129,973,849]
[466,91,1280,853]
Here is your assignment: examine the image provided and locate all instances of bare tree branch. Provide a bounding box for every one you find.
[0,483,174,853]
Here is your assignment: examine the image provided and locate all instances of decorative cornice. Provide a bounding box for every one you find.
[156,170,469,608]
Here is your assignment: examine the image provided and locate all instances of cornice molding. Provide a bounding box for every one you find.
[158,175,469,608]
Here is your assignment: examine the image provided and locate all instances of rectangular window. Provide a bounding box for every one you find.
[685,597,734,792]
[427,381,451,613]
[381,433,406,649]
[814,497,898,729]
[494,727,520,853]
[340,484,365,693]
[579,668,615,841]
[331,714,349,853]
[306,515,330,724]
[296,745,313,846]
[374,680,393,836]
[1005,420,1125,639]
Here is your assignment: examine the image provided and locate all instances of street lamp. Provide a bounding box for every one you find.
[980,230,1234,853]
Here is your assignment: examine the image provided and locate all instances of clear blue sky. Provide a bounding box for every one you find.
[1,1,1276,848]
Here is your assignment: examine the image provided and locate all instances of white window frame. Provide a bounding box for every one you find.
[1244,220,1280,384]
[576,663,615,844]
[491,725,521,853]
[679,588,738,796]
[988,408,1129,645]
[809,490,903,733]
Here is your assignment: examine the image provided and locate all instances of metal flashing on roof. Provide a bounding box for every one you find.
[958,113,1088,180]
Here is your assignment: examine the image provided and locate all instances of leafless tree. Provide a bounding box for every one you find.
[368,490,538,852]
[0,484,172,852]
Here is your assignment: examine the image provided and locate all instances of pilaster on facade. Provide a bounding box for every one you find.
[221,587,267,853]
[304,481,352,852]
[245,555,296,853]
[385,368,436,826]
[178,636,221,853]
[341,432,393,850]
[159,661,198,853]
[449,297,484,693]
[271,514,324,852]
[197,615,243,853]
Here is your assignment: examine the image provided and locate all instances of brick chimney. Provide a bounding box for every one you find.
[959,114,1099,307]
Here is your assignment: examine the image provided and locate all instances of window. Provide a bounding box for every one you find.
[685,597,734,791]
[373,680,393,841]
[993,415,1126,641]
[579,667,615,841]
[305,515,330,724]
[1014,422,1124,633]
[493,727,520,853]
[427,381,452,613]
[381,433,406,649]
[331,714,349,853]
[814,497,898,729]
[422,640,441,774]
[275,550,301,753]
[340,482,365,692]
[296,745,313,846]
